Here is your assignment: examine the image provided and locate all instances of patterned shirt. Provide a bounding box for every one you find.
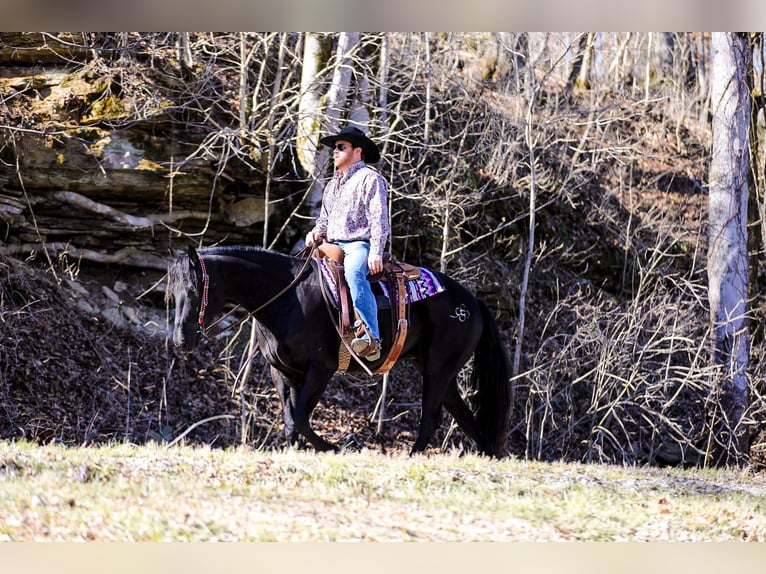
[313,161,390,257]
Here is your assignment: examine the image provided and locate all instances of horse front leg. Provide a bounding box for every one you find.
[270,366,298,446]
[271,363,336,452]
[292,365,338,452]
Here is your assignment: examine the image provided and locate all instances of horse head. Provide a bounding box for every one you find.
[167,246,203,352]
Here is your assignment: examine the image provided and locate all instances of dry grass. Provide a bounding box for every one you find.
[517,246,717,464]
[1,440,766,541]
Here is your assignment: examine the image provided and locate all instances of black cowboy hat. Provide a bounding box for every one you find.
[319,125,380,164]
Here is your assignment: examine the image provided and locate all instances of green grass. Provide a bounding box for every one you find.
[1,440,765,541]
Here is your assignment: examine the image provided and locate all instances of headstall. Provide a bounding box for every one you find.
[193,247,316,338]
[197,253,210,328]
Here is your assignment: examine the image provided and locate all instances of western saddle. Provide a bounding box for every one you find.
[315,241,419,374]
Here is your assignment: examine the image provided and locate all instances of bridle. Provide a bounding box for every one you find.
[193,247,318,339]
[196,254,210,329]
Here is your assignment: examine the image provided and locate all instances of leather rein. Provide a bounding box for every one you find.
[195,247,317,339]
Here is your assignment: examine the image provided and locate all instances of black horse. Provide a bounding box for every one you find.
[168,245,511,457]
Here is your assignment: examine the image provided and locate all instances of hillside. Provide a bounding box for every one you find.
[1,33,765,468]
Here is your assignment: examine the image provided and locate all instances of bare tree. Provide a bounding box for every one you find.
[748,34,766,319]
[707,32,752,466]
[296,33,329,194]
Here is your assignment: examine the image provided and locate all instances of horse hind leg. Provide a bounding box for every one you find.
[412,376,496,457]
[410,301,483,455]
[410,410,441,454]
[410,370,453,455]
[411,378,485,456]
[441,380,484,451]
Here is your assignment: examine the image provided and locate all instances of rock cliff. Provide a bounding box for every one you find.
[1,32,294,273]
[0,33,306,333]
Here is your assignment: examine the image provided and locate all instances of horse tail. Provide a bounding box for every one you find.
[472,299,512,458]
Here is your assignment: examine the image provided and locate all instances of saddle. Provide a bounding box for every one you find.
[317,241,421,280]
[316,244,415,374]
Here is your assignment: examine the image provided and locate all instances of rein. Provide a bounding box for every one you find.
[192,244,376,378]
[196,247,317,338]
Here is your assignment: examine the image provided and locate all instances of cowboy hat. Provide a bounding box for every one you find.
[319,125,380,164]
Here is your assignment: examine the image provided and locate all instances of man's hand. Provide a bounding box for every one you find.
[305,230,322,247]
[368,253,383,275]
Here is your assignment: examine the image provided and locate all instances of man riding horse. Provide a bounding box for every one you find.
[305,125,390,362]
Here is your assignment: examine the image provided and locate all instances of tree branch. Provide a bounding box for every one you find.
[0,243,168,270]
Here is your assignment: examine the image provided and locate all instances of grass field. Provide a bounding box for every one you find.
[1,440,766,542]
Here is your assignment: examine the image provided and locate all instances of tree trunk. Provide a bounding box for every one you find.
[747,34,766,344]
[296,32,324,179]
[378,34,390,134]
[424,32,433,146]
[296,33,361,221]
[324,32,360,130]
[563,33,592,99]
[707,32,752,466]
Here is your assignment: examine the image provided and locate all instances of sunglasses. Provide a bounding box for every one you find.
[334,143,354,152]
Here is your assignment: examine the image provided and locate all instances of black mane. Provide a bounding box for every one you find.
[199,245,267,256]
[198,245,296,265]
[167,246,298,303]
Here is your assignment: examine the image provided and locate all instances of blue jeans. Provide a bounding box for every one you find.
[337,240,380,340]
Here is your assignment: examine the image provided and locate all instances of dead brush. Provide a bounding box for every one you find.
[515,245,733,466]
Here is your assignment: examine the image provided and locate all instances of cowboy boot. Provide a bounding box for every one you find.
[351,320,371,353]
[356,337,381,361]
[351,335,371,354]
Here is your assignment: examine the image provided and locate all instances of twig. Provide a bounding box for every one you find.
[166,415,236,447]
[372,373,390,435]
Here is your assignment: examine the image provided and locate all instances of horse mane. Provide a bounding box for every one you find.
[200,245,257,256]
[166,246,297,303]
[203,245,302,272]
[199,245,296,262]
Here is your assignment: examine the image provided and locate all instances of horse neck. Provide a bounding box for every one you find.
[204,250,298,316]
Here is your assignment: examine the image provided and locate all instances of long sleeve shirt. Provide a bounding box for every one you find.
[312,161,390,257]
